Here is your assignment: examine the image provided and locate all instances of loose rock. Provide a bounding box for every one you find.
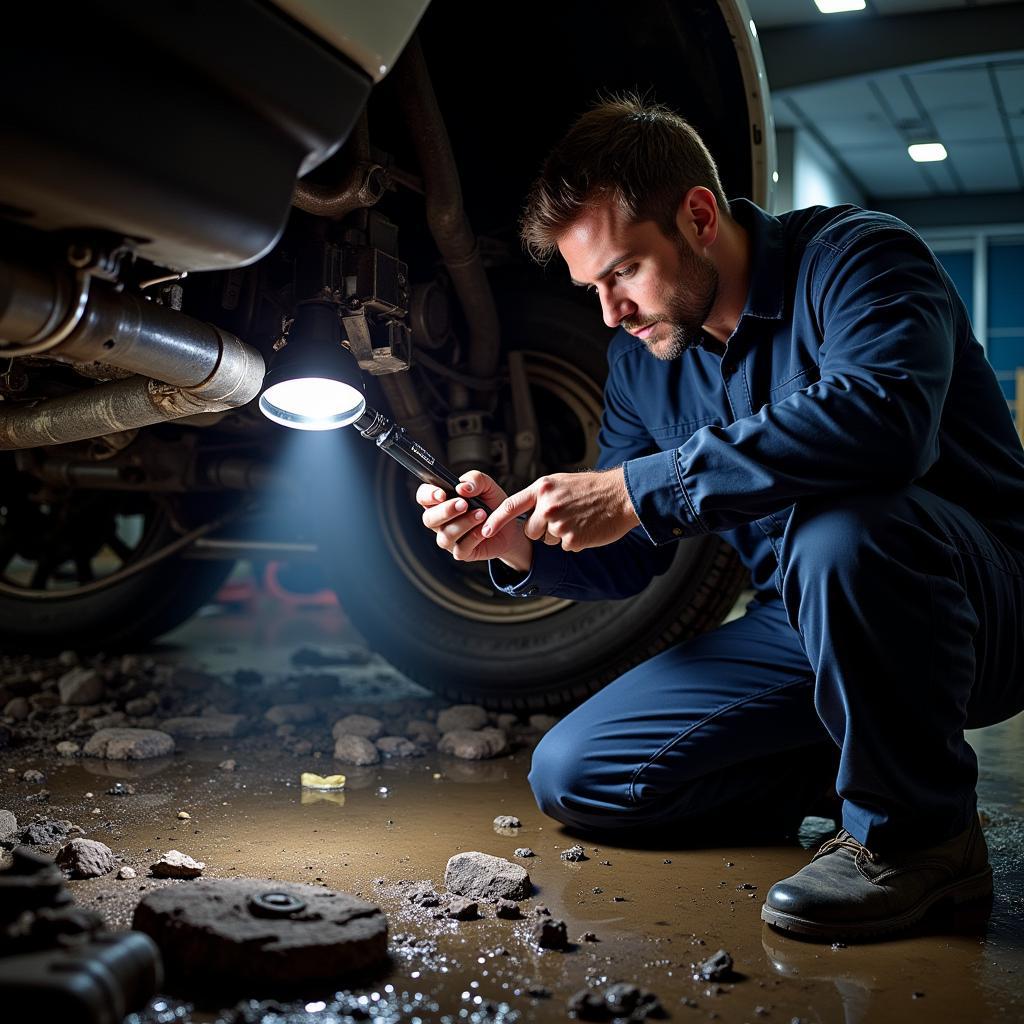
[106,782,135,796]
[493,815,522,829]
[376,736,421,758]
[117,866,138,880]
[160,714,246,739]
[514,847,535,858]
[83,728,175,760]
[264,703,317,726]
[437,704,489,733]
[132,877,387,984]
[532,915,569,950]
[567,982,666,1022]
[55,741,81,757]
[151,849,205,879]
[331,715,383,740]
[218,759,237,772]
[22,818,75,845]
[446,896,479,921]
[696,948,734,982]
[405,719,439,744]
[22,769,46,784]
[445,851,531,901]
[333,734,380,766]
[495,899,521,920]
[58,667,105,705]
[438,727,508,760]
[4,697,30,721]
[561,844,588,862]
[125,695,158,717]
[56,838,116,879]
[0,809,18,841]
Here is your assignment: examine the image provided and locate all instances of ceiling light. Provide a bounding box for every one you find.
[907,142,948,163]
[259,302,366,430]
[814,0,866,12]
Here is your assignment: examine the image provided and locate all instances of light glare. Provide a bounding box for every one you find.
[814,0,866,12]
[908,143,948,163]
[259,376,365,430]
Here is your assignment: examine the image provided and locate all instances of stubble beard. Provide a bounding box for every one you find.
[627,236,719,362]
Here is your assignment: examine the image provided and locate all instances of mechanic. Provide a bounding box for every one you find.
[415,95,1024,940]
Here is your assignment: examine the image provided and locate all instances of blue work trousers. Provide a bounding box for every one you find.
[529,485,1024,851]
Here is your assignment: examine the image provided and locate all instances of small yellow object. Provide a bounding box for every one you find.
[301,772,347,791]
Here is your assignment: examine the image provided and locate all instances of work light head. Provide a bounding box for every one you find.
[258,302,366,430]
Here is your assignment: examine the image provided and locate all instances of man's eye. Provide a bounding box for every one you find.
[615,265,637,279]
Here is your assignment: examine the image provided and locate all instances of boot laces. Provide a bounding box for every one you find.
[813,829,879,864]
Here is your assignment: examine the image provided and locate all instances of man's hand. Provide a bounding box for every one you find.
[481,467,641,553]
[416,470,534,572]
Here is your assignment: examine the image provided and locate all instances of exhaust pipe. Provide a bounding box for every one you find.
[0,258,265,450]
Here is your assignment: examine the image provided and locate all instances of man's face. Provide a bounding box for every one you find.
[558,199,719,360]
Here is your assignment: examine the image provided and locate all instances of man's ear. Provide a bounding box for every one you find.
[675,187,719,249]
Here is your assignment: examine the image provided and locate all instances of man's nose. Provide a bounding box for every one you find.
[600,288,636,329]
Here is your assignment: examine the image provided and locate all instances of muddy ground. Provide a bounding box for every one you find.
[2,592,1022,1023]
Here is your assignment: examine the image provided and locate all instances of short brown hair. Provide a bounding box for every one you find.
[520,92,730,265]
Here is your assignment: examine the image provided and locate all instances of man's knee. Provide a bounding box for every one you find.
[528,716,642,830]
[781,489,915,582]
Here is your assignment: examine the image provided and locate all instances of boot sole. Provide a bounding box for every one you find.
[760,865,993,941]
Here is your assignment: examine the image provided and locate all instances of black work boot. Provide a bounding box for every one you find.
[761,813,992,941]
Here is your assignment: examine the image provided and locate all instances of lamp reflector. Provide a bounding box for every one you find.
[259,377,366,431]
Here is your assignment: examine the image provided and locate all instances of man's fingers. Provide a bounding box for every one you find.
[416,483,448,508]
[422,496,477,531]
[481,485,535,538]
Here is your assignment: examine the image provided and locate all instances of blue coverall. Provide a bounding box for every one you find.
[491,199,1024,851]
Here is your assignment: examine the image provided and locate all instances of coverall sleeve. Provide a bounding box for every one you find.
[489,338,677,600]
[623,226,960,543]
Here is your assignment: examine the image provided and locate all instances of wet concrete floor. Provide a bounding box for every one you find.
[3,588,1022,1023]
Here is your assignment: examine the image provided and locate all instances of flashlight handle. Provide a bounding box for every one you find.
[374,424,527,520]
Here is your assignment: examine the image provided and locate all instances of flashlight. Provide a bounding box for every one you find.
[351,406,494,516]
[258,301,516,518]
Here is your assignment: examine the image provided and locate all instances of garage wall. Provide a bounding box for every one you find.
[929,231,1024,441]
[773,126,867,213]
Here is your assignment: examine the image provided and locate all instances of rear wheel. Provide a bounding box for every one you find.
[322,289,749,710]
[0,463,235,652]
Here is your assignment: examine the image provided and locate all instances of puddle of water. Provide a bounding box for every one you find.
[4,729,1022,1024]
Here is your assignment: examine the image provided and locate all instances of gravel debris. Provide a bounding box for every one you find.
[331,714,384,740]
[532,914,569,950]
[493,814,522,829]
[0,809,18,841]
[332,733,380,766]
[514,847,535,858]
[83,727,174,760]
[438,727,508,760]
[58,667,105,706]
[560,844,588,862]
[445,851,531,901]
[150,849,205,879]
[159,713,246,739]
[117,865,138,880]
[495,899,521,919]
[56,837,115,879]
[696,948,735,982]
[445,896,479,921]
[437,704,489,733]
